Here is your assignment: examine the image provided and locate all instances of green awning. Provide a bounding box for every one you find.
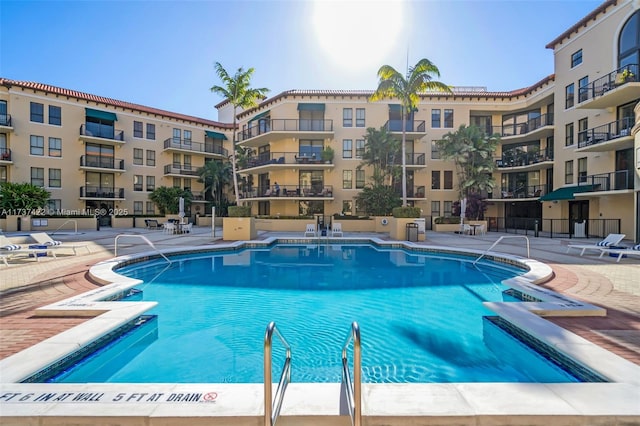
[539,185,596,201]
[205,130,227,140]
[248,110,270,123]
[297,103,325,111]
[85,107,117,122]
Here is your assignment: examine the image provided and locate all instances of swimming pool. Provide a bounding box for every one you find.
[45,244,593,384]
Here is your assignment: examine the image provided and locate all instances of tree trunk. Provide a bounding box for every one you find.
[231,124,242,207]
[401,108,407,207]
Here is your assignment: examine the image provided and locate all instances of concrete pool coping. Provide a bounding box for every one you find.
[1,237,639,425]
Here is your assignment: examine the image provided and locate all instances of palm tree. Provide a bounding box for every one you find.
[359,126,400,186]
[370,58,450,206]
[197,160,231,207]
[210,62,269,206]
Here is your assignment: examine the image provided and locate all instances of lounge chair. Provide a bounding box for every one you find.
[145,219,162,230]
[30,232,90,255]
[331,222,343,237]
[598,244,640,263]
[304,224,317,238]
[566,233,626,256]
[0,235,54,262]
[163,222,177,234]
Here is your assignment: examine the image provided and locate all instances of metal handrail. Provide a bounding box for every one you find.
[341,322,361,426]
[473,236,530,265]
[264,321,291,426]
[50,219,78,235]
[114,234,171,263]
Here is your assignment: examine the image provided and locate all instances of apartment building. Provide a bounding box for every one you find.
[0,0,638,240]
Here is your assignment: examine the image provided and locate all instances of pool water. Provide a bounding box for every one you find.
[49,244,583,384]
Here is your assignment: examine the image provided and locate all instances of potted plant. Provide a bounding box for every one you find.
[321,146,334,163]
[616,68,635,84]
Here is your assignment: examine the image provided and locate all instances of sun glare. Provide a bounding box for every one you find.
[312,0,404,73]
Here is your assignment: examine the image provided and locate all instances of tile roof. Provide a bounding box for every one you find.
[545,0,617,49]
[0,78,233,129]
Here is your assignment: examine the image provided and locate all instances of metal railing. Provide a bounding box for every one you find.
[264,321,291,426]
[80,186,125,199]
[383,119,426,132]
[80,123,124,141]
[473,236,530,265]
[578,170,633,191]
[114,234,171,263]
[495,147,553,168]
[581,63,639,101]
[341,322,361,426]
[0,147,11,161]
[577,117,635,148]
[80,155,125,170]
[50,219,78,235]
[493,112,554,137]
[163,138,228,156]
[0,114,12,127]
[163,163,200,176]
[486,217,621,239]
[241,185,333,199]
[239,119,334,142]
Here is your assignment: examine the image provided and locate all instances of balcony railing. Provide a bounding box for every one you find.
[80,155,125,170]
[0,148,11,161]
[163,138,228,156]
[394,185,427,198]
[391,153,426,166]
[578,170,633,191]
[163,163,200,176]
[0,114,12,127]
[240,184,333,199]
[80,123,124,141]
[495,147,553,168]
[493,113,554,137]
[383,120,426,132]
[580,64,639,101]
[577,117,635,148]
[241,151,334,169]
[191,191,206,201]
[80,186,125,198]
[238,119,333,142]
[484,184,549,199]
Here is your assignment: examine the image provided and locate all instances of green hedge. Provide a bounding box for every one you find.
[228,206,252,217]
[392,207,421,218]
[434,216,461,224]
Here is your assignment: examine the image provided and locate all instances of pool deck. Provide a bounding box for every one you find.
[0,226,639,425]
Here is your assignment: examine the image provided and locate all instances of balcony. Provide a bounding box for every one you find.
[493,113,554,141]
[383,120,427,135]
[239,184,334,200]
[0,148,11,163]
[80,155,125,172]
[190,191,207,202]
[0,114,13,131]
[79,123,125,145]
[494,147,554,171]
[237,119,334,147]
[391,153,426,169]
[80,186,125,199]
[163,138,228,157]
[164,163,200,177]
[577,117,635,152]
[577,170,634,193]
[239,151,334,172]
[577,64,639,109]
[487,184,550,200]
[394,186,427,199]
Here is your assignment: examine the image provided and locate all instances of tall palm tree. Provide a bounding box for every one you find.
[210,62,269,206]
[370,58,451,206]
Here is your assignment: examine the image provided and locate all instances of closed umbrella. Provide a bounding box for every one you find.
[178,197,185,220]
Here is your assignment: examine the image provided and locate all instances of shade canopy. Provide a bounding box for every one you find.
[539,185,596,201]
[297,103,325,111]
[205,130,227,140]
[85,107,117,122]
[248,110,270,123]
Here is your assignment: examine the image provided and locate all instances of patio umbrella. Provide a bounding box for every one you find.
[460,197,467,224]
[178,197,185,219]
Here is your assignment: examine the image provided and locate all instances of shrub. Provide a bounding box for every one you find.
[392,206,421,218]
[434,216,461,224]
[228,206,252,217]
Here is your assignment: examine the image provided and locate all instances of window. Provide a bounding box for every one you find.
[47,199,61,213]
[31,167,44,187]
[578,118,588,145]
[355,139,365,158]
[48,168,61,187]
[565,160,574,184]
[343,108,352,127]
[146,123,155,140]
[173,128,181,143]
[443,201,453,217]
[146,150,156,166]
[356,169,365,188]
[342,139,352,158]
[146,201,155,214]
[355,108,365,127]
[565,123,574,146]
[444,109,454,128]
[565,83,575,109]
[133,121,143,138]
[444,170,453,189]
[173,177,181,188]
[431,109,441,128]
[571,49,583,67]
[49,105,61,126]
[578,76,589,103]
[431,140,440,159]
[134,175,143,191]
[578,157,587,183]
[343,170,353,189]
[133,201,143,215]
[183,178,191,191]
[146,175,155,191]
[0,165,7,183]
[431,171,441,189]
[30,135,44,155]
[133,148,143,165]
[431,201,440,216]
[48,137,62,157]
[342,200,353,215]
[30,102,44,123]
[184,130,192,145]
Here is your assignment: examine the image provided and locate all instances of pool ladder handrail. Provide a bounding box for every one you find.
[114,234,172,264]
[50,219,78,235]
[341,321,362,426]
[264,321,292,426]
[473,235,530,265]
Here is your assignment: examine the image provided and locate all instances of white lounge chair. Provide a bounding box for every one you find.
[331,222,343,237]
[598,244,640,262]
[304,224,317,238]
[30,232,90,255]
[566,233,626,256]
[0,235,54,262]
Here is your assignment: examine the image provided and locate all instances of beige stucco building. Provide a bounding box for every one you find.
[0,0,638,240]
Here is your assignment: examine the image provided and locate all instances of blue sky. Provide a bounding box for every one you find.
[1,0,602,121]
